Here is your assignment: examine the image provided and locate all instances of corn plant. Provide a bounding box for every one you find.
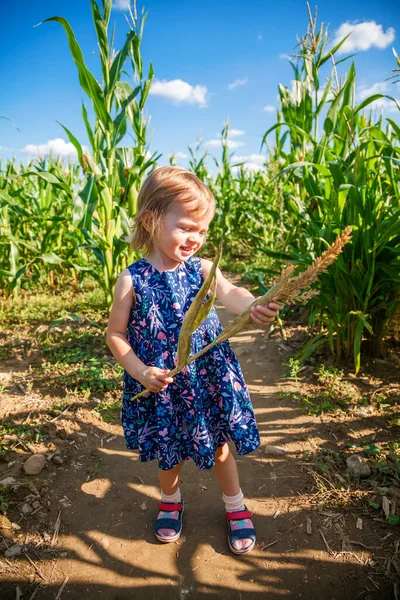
[261,6,400,371]
[40,0,158,308]
[0,157,89,295]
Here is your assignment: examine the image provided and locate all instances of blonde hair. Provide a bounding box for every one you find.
[129,166,215,254]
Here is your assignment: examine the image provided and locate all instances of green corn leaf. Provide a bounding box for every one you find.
[108,29,137,95]
[82,102,95,150]
[57,121,84,163]
[91,1,109,77]
[139,62,155,111]
[354,94,400,115]
[41,16,111,127]
[41,252,64,264]
[319,33,351,66]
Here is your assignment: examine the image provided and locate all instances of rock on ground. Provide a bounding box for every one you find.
[23,454,46,475]
[346,454,371,477]
[264,445,287,456]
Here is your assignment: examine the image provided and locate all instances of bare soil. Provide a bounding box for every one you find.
[0,300,399,599]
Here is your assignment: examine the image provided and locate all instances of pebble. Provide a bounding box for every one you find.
[99,538,110,550]
[21,503,33,514]
[52,455,64,465]
[382,496,390,519]
[11,523,21,530]
[32,501,41,510]
[353,407,373,418]
[59,551,68,558]
[4,545,27,558]
[0,477,17,486]
[23,455,46,475]
[264,445,287,456]
[359,377,371,385]
[234,348,247,357]
[346,454,371,478]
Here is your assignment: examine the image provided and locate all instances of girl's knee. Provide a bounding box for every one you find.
[215,443,230,463]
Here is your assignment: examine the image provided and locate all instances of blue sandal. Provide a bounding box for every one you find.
[154,500,184,543]
[226,506,256,555]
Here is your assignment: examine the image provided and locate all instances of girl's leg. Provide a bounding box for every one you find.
[158,459,184,495]
[214,443,254,552]
[156,460,185,538]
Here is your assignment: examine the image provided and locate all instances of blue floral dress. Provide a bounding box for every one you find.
[121,255,260,470]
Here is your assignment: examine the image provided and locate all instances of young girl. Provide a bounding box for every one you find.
[106,166,281,555]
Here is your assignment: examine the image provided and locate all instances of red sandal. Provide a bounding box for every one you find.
[226,506,256,555]
[154,500,184,543]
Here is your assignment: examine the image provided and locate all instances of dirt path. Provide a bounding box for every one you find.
[0,303,397,599]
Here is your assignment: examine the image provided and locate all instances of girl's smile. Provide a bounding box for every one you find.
[147,200,214,271]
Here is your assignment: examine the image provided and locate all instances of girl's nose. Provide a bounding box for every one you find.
[187,233,200,244]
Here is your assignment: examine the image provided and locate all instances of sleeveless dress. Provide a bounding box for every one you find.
[121,255,260,471]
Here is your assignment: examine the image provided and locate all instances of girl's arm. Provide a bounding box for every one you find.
[106,270,174,392]
[200,258,282,326]
[106,270,147,379]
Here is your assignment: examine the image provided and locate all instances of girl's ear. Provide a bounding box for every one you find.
[141,210,154,233]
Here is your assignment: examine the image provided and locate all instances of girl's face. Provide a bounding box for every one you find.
[151,200,214,265]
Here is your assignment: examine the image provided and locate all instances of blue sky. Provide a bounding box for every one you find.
[1,0,399,169]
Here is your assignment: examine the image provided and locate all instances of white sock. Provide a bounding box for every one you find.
[223,489,245,513]
[161,487,181,505]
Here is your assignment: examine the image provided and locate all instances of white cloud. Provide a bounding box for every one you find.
[233,153,266,173]
[356,81,400,112]
[149,79,208,107]
[205,139,244,150]
[332,21,395,54]
[113,0,130,10]
[21,138,82,159]
[279,53,291,60]
[172,152,188,159]
[264,105,275,112]
[228,78,248,90]
[229,129,245,137]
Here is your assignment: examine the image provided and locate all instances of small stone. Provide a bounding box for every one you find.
[346,454,371,478]
[353,407,373,418]
[264,445,287,456]
[76,432,87,437]
[382,496,390,519]
[92,397,102,404]
[59,551,68,558]
[234,348,247,357]
[23,455,46,475]
[32,501,41,510]
[306,518,312,535]
[140,502,147,511]
[52,455,64,465]
[0,477,17,486]
[21,503,33,514]
[259,345,267,350]
[359,377,370,385]
[5,544,27,558]
[99,537,110,550]
[11,522,21,530]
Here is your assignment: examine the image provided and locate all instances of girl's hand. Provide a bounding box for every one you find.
[250,301,283,327]
[137,366,174,393]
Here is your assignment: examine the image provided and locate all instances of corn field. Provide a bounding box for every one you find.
[1,1,399,372]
